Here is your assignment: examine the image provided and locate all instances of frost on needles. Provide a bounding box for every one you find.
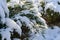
[0,0,47,40]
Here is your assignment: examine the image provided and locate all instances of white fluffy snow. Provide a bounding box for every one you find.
[0,5,5,24]
[29,26,60,40]
[0,18,22,40]
[0,0,9,24]
[44,0,60,12]
[5,18,22,36]
[44,26,60,40]
[14,16,35,33]
[13,38,21,40]
[1,0,9,17]
[0,28,11,40]
[1,26,60,40]
[0,0,60,40]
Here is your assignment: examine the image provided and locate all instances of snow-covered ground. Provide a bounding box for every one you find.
[29,26,60,40]
[44,26,60,40]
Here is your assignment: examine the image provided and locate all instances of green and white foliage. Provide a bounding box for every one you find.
[0,0,47,40]
[39,0,60,25]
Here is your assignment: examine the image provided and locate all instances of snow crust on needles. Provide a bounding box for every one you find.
[0,18,22,40]
[0,0,60,40]
[0,0,9,24]
[44,0,60,12]
[5,18,22,36]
